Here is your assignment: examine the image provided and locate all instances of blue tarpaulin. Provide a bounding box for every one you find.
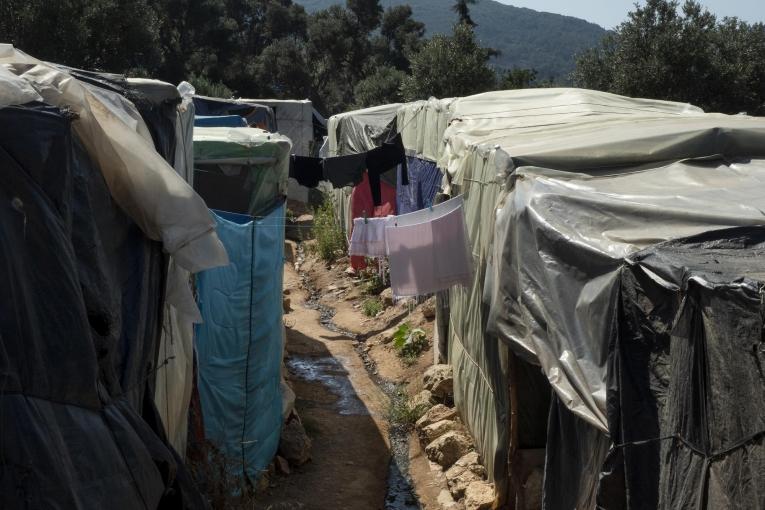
[194,115,248,128]
[195,202,285,479]
[397,156,443,214]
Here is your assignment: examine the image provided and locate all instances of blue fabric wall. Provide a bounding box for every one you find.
[397,156,443,214]
[195,202,285,479]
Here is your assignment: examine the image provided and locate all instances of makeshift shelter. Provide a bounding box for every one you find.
[436,88,765,507]
[241,99,324,157]
[0,45,227,509]
[191,124,292,479]
[192,95,276,132]
[193,126,291,217]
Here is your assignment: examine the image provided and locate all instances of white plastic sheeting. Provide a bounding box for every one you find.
[397,97,455,163]
[0,44,228,274]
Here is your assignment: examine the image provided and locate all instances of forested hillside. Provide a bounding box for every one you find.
[299,0,607,80]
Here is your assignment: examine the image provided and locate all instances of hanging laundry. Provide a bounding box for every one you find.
[367,133,408,206]
[397,156,443,215]
[349,172,397,270]
[289,155,323,188]
[349,216,392,258]
[322,151,366,188]
[385,196,472,297]
[322,133,408,206]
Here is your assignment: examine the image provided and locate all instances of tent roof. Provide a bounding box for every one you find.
[442,88,765,175]
[193,127,292,165]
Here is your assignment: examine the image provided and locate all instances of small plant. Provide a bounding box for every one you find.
[362,297,383,317]
[312,193,346,263]
[389,392,429,428]
[392,322,428,364]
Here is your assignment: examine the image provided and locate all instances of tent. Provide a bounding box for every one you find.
[191,124,292,480]
[193,126,291,217]
[0,45,227,509]
[444,88,765,507]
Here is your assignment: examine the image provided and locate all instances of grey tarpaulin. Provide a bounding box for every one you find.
[327,102,400,157]
[598,227,765,509]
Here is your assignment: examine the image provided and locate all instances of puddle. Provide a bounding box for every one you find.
[286,355,368,416]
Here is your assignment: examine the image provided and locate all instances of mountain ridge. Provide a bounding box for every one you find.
[296,0,607,80]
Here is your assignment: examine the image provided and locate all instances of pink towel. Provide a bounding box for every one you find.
[385,198,472,297]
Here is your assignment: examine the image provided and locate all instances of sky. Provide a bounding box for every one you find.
[498,0,765,29]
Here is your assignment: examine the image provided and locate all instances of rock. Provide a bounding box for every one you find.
[423,364,454,400]
[438,488,464,510]
[445,452,487,499]
[415,404,459,430]
[421,299,436,320]
[380,287,394,307]
[421,419,460,443]
[283,240,298,263]
[283,298,292,313]
[425,431,472,468]
[275,455,291,475]
[463,481,495,510]
[278,416,312,466]
[409,390,434,413]
[465,481,494,510]
[285,214,314,242]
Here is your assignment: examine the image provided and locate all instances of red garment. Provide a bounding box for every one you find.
[350,171,397,270]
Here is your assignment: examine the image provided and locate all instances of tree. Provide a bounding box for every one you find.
[573,0,765,115]
[372,5,426,71]
[353,65,406,107]
[453,0,478,27]
[402,23,496,101]
[499,67,538,90]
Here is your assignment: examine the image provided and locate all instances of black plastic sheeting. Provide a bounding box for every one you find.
[598,227,765,509]
[0,99,207,508]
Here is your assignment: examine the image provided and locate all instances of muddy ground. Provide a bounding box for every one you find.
[255,243,448,510]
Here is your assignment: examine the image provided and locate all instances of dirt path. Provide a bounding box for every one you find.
[256,248,447,510]
[257,262,391,509]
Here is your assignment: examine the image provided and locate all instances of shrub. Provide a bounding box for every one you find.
[392,322,428,364]
[312,193,346,263]
[362,297,383,317]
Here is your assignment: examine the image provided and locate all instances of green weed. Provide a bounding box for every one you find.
[392,322,428,364]
[362,297,383,317]
[312,193,346,263]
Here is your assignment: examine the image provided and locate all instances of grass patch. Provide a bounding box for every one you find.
[362,297,383,317]
[359,265,386,295]
[389,393,429,428]
[392,322,428,365]
[312,193,346,263]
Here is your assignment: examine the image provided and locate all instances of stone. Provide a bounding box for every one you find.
[409,390,434,413]
[275,455,291,475]
[415,404,459,430]
[421,419,460,443]
[423,364,454,400]
[380,287,394,307]
[445,452,487,500]
[285,214,314,242]
[421,299,436,320]
[283,240,298,263]
[437,488,464,510]
[278,417,312,466]
[425,431,472,468]
[463,481,495,510]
